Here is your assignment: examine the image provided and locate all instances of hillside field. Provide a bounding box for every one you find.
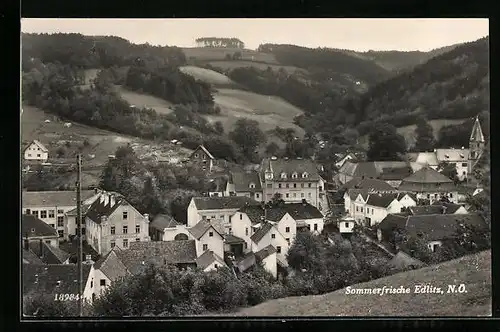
[208,60,308,75]
[115,85,175,115]
[183,47,278,64]
[209,88,305,135]
[179,66,237,86]
[359,118,469,148]
[227,250,491,317]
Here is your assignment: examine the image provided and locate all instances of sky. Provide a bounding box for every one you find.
[21,18,489,52]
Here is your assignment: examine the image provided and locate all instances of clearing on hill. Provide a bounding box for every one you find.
[179,66,236,86]
[359,118,469,148]
[115,85,175,115]
[209,88,305,135]
[230,250,491,317]
[183,47,278,64]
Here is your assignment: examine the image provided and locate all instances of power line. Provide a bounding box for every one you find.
[76,154,83,316]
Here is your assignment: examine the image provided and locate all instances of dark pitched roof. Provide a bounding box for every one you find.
[378,166,413,181]
[22,214,58,238]
[190,145,215,159]
[366,193,398,208]
[150,214,180,231]
[115,240,197,275]
[209,176,229,192]
[402,167,454,184]
[261,158,321,181]
[195,250,226,270]
[85,194,128,224]
[346,189,369,201]
[431,202,464,214]
[65,204,91,216]
[239,202,323,224]
[342,178,395,192]
[94,247,131,281]
[41,243,71,264]
[23,264,92,296]
[237,252,256,272]
[230,171,262,192]
[250,223,273,243]
[409,205,444,215]
[224,234,246,244]
[22,190,96,207]
[255,245,277,261]
[378,214,408,232]
[188,219,224,239]
[22,249,44,265]
[193,196,259,211]
[405,213,486,241]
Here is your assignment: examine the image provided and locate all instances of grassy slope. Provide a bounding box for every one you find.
[183,47,278,63]
[207,60,308,75]
[359,118,468,148]
[115,85,175,115]
[230,250,491,317]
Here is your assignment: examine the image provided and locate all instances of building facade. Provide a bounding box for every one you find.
[23,140,49,162]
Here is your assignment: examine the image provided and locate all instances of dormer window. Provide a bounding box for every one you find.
[445,154,449,158]
[280,172,287,179]
[292,172,298,179]
[249,182,255,189]
[302,172,308,178]
[459,154,464,158]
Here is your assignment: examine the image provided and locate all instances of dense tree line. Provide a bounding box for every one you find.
[124,65,218,114]
[437,111,489,148]
[22,33,186,71]
[195,37,245,49]
[257,44,391,86]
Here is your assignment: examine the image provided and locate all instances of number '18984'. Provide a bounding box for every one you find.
[54,294,80,301]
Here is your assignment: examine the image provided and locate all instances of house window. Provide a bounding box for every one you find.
[245,228,249,236]
[286,238,290,244]
[100,279,106,286]
[123,225,128,234]
[136,238,140,242]
[301,193,305,198]
[301,183,304,188]
[110,226,115,235]
[427,194,430,198]
[277,246,281,253]
[462,163,468,167]
[203,244,208,251]
[110,241,115,248]
[249,183,255,189]
[356,206,359,212]
[303,172,308,178]
[244,243,247,249]
[308,183,312,188]
[45,240,51,244]
[292,173,298,178]
[293,183,297,188]
[194,153,199,158]
[136,225,140,233]
[50,224,55,228]
[40,210,47,219]
[82,228,86,236]
[450,193,453,198]
[122,212,128,220]
[286,193,289,198]
[37,154,41,157]
[58,230,64,238]
[91,280,93,288]
[314,224,318,231]
[57,209,64,214]
[229,228,232,234]
[267,184,272,188]
[293,193,296,198]
[48,210,55,218]
[286,184,289,188]
[240,214,242,220]
[271,234,276,239]
[308,193,311,198]
[345,222,349,228]
[281,173,287,179]
[286,227,290,233]
[209,231,214,237]
[360,207,363,213]
[32,210,39,217]
[57,217,64,227]
[211,215,216,219]
[214,264,218,268]
[256,193,260,199]
[25,209,31,214]
[28,154,31,157]
[123,239,128,248]
[278,183,282,188]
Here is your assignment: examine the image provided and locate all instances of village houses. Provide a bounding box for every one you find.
[23,139,49,162]
[85,192,151,255]
[225,170,264,201]
[22,189,101,241]
[189,144,216,172]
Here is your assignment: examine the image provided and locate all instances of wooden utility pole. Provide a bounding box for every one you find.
[76,154,83,316]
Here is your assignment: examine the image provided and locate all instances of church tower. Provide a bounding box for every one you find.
[468,116,485,174]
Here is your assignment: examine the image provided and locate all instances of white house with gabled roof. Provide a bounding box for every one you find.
[24,140,49,162]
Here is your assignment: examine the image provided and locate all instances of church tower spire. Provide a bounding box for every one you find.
[468,115,485,175]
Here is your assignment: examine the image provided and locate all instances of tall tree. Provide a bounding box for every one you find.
[414,115,436,152]
[367,123,407,161]
[229,118,266,160]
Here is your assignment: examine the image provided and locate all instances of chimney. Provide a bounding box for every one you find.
[143,214,149,222]
[103,194,109,206]
[442,206,447,214]
[302,199,307,206]
[38,239,43,258]
[94,188,99,194]
[100,194,105,204]
[109,194,116,207]
[202,215,207,221]
[85,254,92,262]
